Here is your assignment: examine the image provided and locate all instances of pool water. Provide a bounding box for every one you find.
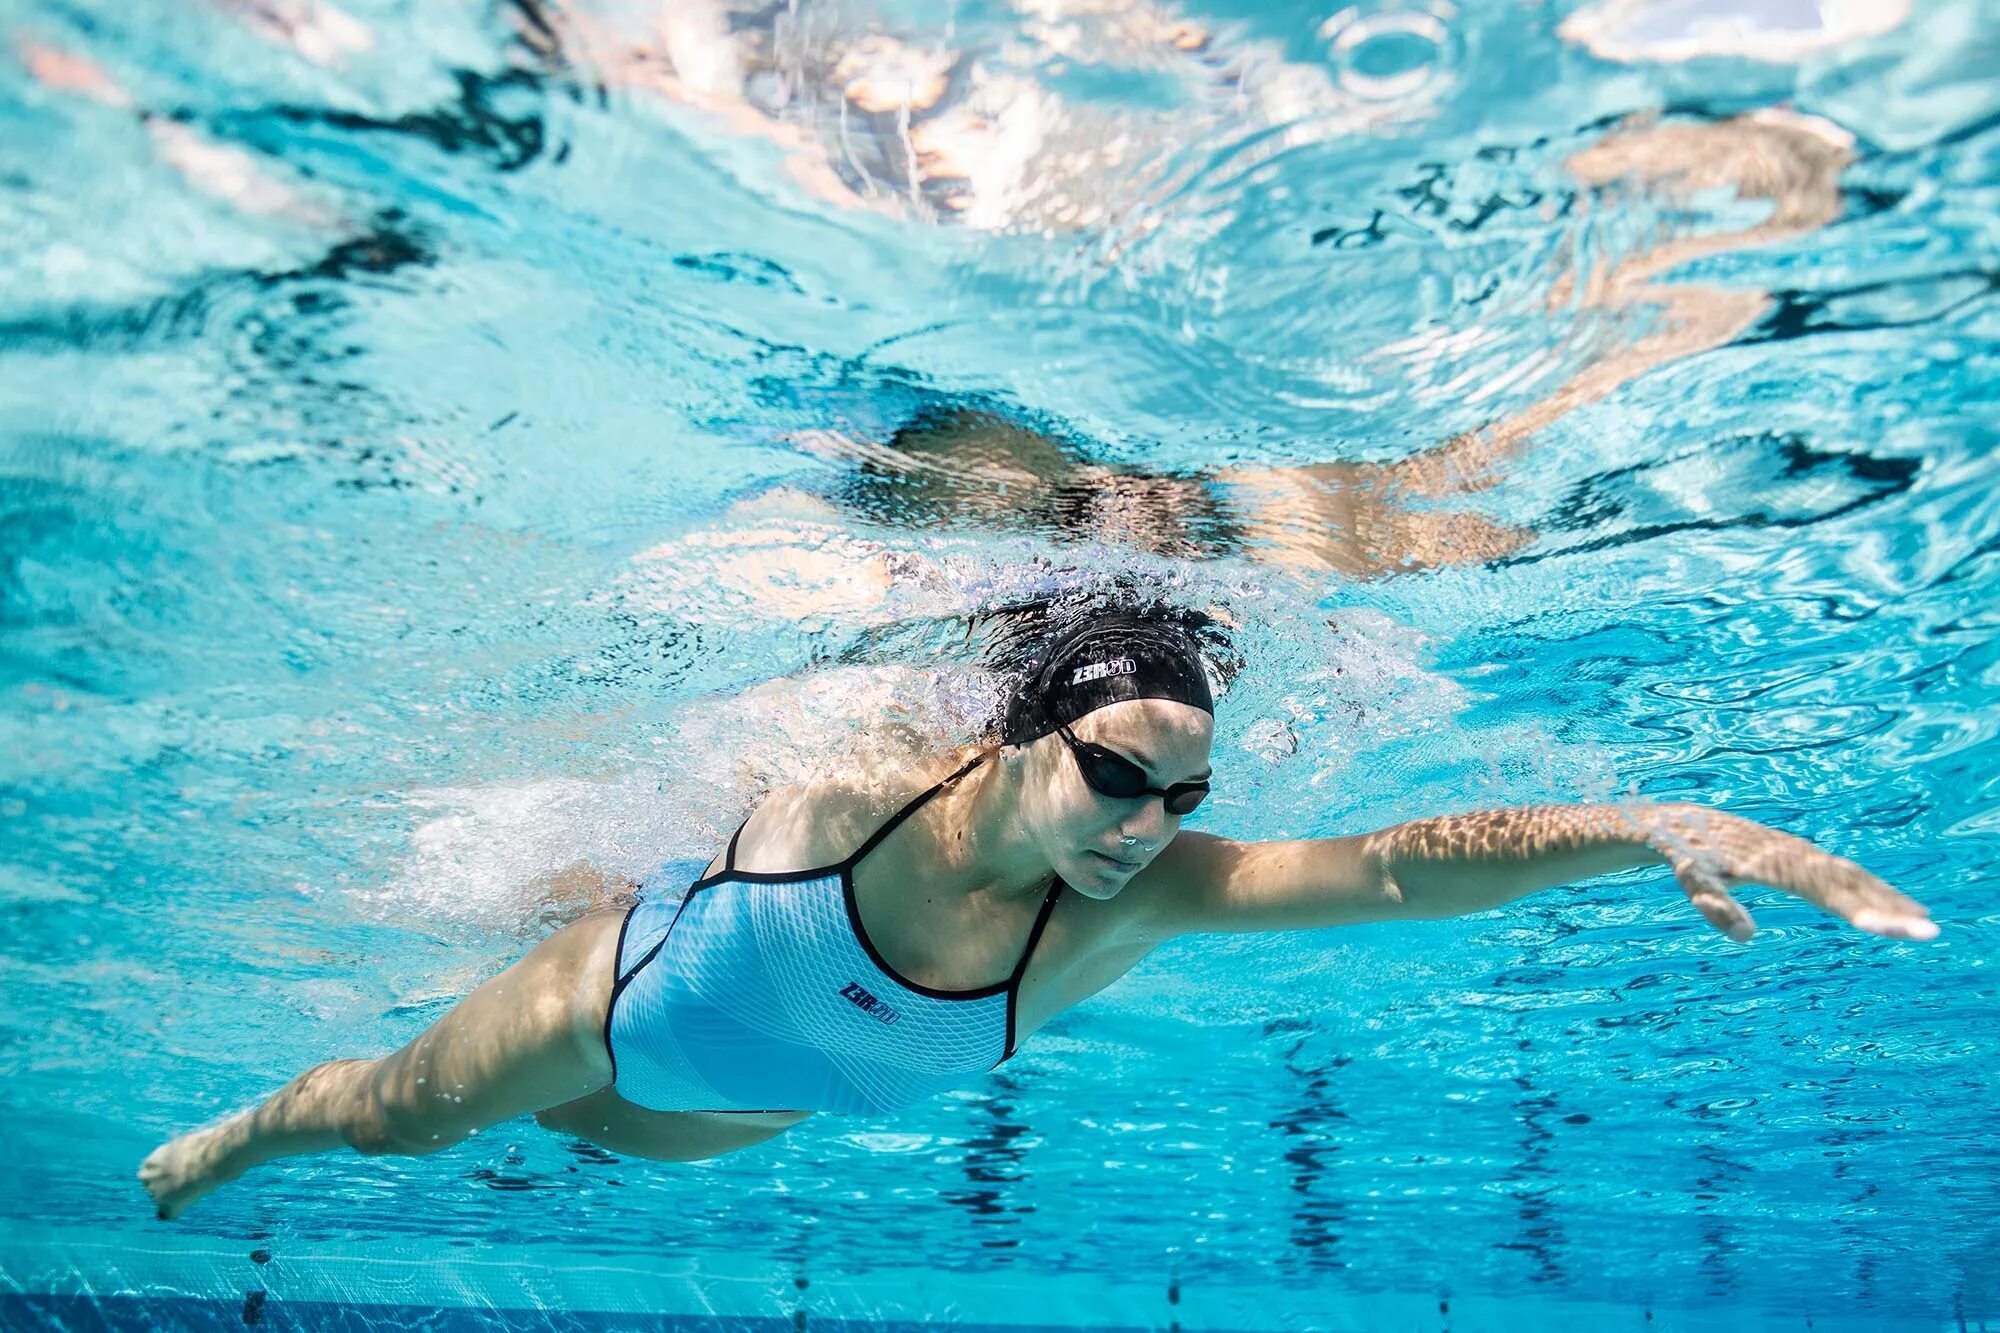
[2,0,1996,1329]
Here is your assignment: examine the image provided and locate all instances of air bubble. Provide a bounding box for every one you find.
[1319,1,1459,107]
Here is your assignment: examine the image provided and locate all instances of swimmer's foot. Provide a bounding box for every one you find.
[140,1114,251,1220]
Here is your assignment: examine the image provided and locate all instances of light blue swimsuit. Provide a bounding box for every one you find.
[603,757,1064,1115]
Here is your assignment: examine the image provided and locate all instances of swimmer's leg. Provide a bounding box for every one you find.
[535,1088,811,1161]
[139,911,624,1219]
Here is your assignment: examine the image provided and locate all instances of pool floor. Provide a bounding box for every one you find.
[0,1225,1972,1332]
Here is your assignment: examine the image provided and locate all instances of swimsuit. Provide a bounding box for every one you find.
[604,756,1064,1115]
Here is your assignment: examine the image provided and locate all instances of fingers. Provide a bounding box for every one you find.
[1671,857,1756,943]
[1757,843,1938,940]
[1851,907,1940,942]
[1649,805,1940,942]
[1691,893,1756,943]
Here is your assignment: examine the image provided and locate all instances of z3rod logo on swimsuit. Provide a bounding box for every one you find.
[1070,657,1137,686]
[839,981,902,1025]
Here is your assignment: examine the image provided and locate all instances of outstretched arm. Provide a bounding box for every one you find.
[1141,805,1937,944]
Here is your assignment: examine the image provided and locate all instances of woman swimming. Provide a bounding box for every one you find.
[139,609,1939,1218]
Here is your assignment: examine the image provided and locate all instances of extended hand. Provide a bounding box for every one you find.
[1638,804,1937,943]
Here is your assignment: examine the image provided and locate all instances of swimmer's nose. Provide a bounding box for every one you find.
[1117,800,1172,849]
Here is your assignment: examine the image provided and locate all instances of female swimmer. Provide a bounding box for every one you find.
[140,610,1937,1218]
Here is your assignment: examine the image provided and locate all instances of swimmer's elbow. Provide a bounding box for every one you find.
[1367,860,1411,915]
[1163,835,1416,934]
[1312,850,1413,926]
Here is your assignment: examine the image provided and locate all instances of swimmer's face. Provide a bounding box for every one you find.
[1020,698,1215,900]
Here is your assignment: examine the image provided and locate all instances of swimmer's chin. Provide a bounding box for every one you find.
[1064,850,1147,899]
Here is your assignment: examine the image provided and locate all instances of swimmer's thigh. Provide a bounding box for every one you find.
[536,1088,811,1162]
[367,911,624,1151]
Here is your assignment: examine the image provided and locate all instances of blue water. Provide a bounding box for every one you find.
[2,0,1997,1329]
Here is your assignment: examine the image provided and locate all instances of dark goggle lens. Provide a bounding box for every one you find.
[1080,749,1149,798]
[1077,744,1211,815]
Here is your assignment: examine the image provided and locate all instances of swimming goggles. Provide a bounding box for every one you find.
[1056,722,1210,815]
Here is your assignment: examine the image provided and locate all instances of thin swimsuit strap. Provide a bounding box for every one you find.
[1010,878,1063,991]
[712,752,988,881]
[1000,876,1064,1056]
[838,752,988,871]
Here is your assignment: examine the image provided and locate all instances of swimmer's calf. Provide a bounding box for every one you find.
[141,912,626,1218]
[140,1058,390,1219]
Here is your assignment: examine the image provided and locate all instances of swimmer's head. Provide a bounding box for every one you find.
[997,610,1219,899]
[1000,611,1214,745]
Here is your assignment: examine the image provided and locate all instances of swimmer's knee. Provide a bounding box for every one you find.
[345,1078,465,1158]
[277,1059,441,1158]
[348,1104,464,1158]
[340,1095,412,1157]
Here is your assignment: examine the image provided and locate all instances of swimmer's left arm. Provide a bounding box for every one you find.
[1144,805,1938,943]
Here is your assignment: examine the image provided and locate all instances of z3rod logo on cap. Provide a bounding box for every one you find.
[1070,657,1137,686]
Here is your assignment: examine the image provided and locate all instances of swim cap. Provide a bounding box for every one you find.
[1001,613,1214,745]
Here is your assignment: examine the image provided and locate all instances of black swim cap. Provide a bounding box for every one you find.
[1001,613,1214,745]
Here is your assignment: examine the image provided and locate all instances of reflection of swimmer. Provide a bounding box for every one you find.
[774,108,1860,580]
[798,407,1529,578]
[514,0,1396,233]
[1513,109,1856,441]
[142,607,1936,1218]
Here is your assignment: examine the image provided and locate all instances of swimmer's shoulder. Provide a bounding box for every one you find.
[718,780,876,876]
[715,752,977,877]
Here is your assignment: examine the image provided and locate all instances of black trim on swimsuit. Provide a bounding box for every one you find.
[837,864,1015,1001]
[601,899,641,1083]
[1000,877,1065,1064]
[603,869,705,1082]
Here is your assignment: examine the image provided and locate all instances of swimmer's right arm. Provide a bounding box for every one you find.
[1141,806,1938,945]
